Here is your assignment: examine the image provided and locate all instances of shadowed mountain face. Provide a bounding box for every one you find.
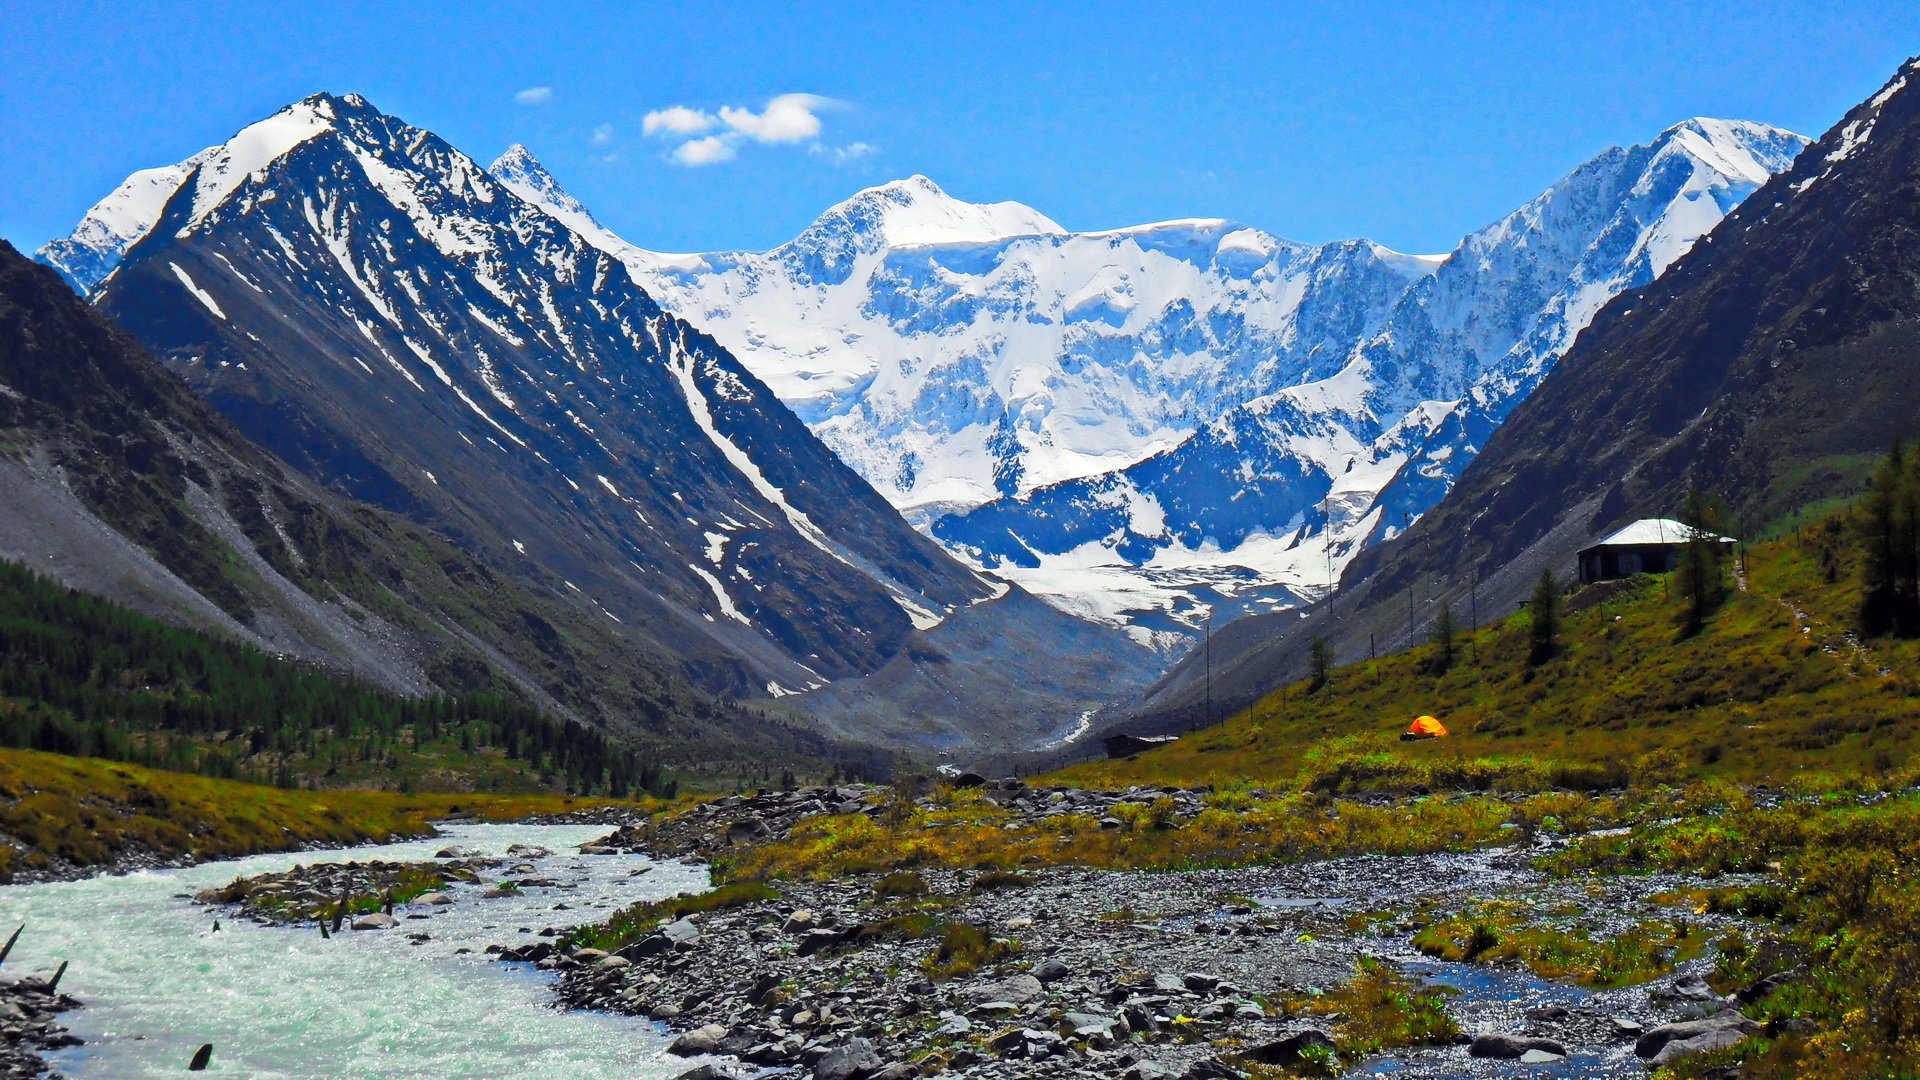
[0,239,826,763]
[59,93,1146,751]
[1102,56,1920,746]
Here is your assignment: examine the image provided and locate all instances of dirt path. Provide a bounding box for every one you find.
[1738,558,1890,677]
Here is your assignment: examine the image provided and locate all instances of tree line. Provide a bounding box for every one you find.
[0,559,671,796]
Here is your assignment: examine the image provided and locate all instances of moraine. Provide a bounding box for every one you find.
[0,823,714,1079]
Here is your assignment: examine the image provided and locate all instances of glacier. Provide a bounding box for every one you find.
[485,120,1805,645]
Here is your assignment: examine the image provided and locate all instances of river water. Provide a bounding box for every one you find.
[0,822,718,1078]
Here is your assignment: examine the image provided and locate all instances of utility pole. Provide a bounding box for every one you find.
[1204,607,1213,730]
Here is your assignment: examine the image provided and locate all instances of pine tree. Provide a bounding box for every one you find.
[1675,490,1730,638]
[1859,440,1920,637]
[1307,636,1334,693]
[1528,567,1560,666]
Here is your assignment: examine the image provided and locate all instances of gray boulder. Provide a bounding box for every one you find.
[1243,1028,1336,1066]
[668,1024,729,1056]
[1636,1014,1764,1063]
[966,973,1043,1004]
[1469,1034,1568,1059]
[814,1036,884,1080]
[350,913,398,931]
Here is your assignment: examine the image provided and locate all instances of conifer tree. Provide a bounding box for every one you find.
[1528,567,1560,666]
[1307,636,1334,693]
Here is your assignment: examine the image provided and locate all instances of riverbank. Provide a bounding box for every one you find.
[0,747,658,884]
[0,930,79,1080]
[540,776,1907,1079]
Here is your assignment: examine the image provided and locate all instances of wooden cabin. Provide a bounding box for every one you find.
[1577,518,1737,584]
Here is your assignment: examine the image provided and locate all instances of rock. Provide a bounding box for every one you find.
[1183,972,1221,994]
[1063,1011,1123,1037]
[814,1036,884,1080]
[1469,1034,1568,1059]
[597,955,632,970]
[726,817,772,844]
[933,1014,974,1037]
[1524,1004,1571,1022]
[675,1067,739,1080]
[1611,1016,1646,1037]
[1243,1029,1335,1066]
[505,844,551,858]
[1153,973,1188,994]
[1735,968,1802,1005]
[572,948,610,964]
[1181,1059,1244,1080]
[868,1065,915,1080]
[1033,958,1071,983]
[966,973,1043,1004]
[350,913,398,931]
[782,909,820,934]
[413,891,453,906]
[433,846,467,859]
[746,972,784,1005]
[668,1023,729,1056]
[1650,973,1724,1005]
[660,918,702,947]
[1636,1014,1764,1063]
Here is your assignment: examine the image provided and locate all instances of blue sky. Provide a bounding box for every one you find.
[3,1,1916,256]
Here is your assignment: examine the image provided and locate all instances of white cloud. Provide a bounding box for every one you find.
[647,93,848,169]
[590,123,615,148]
[670,135,738,167]
[717,93,831,143]
[811,140,876,167]
[514,86,554,106]
[643,106,717,136]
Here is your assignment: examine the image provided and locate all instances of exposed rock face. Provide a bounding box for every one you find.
[67,92,1147,751]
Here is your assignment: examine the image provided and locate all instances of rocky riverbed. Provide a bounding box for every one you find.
[513,781,1803,1080]
[0,928,80,1080]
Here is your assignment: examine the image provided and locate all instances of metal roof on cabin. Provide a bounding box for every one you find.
[1586,518,1738,548]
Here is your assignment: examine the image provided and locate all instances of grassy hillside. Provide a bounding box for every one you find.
[1056,514,1920,792]
[0,746,657,882]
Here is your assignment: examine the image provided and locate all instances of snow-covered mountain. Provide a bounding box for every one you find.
[43,93,1148,750]
[489,120,1805,646]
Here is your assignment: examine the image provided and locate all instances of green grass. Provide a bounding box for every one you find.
[1287,955,1461,1061]
[922,921,1019,981]
[1055,520,1920,793]
[1411,899,1706,988]
[561,880,780,952]
[0,746,657,882]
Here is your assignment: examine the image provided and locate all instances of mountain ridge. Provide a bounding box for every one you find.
[1100,54,1920,748]
[473,122,1803,647]
[54,91,1147,751]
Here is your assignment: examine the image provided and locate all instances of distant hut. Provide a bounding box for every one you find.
[1577,518,1737,584]
[1104,733,1180,759]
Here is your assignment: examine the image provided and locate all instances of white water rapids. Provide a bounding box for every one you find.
[0,822,720,1078]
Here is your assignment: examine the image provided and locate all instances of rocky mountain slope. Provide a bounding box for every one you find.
[0,239,807,762]
[1117,55,1920,740]
[40,93,1146,751]
[491,124,1803,646]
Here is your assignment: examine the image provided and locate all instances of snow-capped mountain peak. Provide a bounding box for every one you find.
[36,93,367,294]
[793,174,1065,250]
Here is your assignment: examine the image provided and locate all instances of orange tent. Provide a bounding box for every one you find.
[1402,715,1447,740]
